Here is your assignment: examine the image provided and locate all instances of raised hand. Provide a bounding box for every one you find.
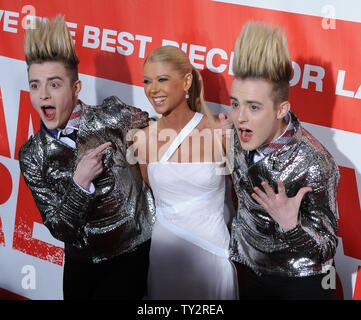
[251,180,312,232]
[73,142,112,191]
[216,112,233,134]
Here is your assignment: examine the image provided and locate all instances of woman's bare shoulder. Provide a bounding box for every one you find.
[198,113,217,131]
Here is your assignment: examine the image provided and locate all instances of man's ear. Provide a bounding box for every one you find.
[73,79,82,97]
[277,101,290,119]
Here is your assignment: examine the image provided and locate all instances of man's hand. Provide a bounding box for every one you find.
[216,112,233,135]
[73,142,112,191]
[251,180,312,232]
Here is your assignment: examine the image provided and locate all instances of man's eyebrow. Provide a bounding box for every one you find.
[29,76,63,84]
[245,100,262,105]
[48,76,63,81]
[230,96,263,106]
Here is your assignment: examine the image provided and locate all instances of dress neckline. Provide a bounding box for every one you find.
[159,112,203,163]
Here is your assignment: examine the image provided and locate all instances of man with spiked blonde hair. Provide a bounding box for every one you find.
[19,15,155,300]
[229,21,339,299]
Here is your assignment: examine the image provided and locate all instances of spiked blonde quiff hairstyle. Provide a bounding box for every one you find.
[144,45,202,113]
[24,15,79,83]
[232,21,293,105]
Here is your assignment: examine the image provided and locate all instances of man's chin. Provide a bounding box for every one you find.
[41,118,57,130]
[240,142,258,152]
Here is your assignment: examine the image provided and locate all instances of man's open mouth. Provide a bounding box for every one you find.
[239,128,253,143]
[41,106,56,120]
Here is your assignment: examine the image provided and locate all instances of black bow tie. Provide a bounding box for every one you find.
[59,130,78,142]
[246,150,256,166]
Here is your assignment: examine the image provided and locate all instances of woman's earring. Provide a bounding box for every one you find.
[185,91,189,99]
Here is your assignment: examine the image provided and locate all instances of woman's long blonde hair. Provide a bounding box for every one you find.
[144,45,202,113]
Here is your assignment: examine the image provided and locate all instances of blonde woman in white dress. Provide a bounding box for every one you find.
[134,46,238,300]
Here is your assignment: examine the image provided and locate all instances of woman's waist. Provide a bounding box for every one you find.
[156,204,226,225]
[154,212,231,256]
[154,186,225,208]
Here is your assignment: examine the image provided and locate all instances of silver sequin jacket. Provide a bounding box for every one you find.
[19,96,155,263]
[230,112,339,277]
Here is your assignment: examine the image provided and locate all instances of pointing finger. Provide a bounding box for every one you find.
[91,142,112,157]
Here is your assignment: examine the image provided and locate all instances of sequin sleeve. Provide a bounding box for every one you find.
[108,96,150,130]
[230,115,340,276]
[18,135,93,245]
[277,155,339,264]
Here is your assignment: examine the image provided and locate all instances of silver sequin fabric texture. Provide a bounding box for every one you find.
[230,112,339,277]
[19,96,155,263]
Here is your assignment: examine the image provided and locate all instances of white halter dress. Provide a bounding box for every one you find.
[147,112,238,300]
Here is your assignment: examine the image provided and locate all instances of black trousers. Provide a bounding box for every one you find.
[239,265,335,300]
[63,240,150,300]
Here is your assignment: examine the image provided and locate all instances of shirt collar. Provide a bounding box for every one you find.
[247,112,295,164]
[256,112,295,157]
[56,100,84,139]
